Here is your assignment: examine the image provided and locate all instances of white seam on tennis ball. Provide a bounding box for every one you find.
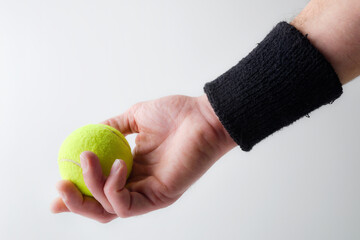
[98,125,131,151]
[58,159,81,167]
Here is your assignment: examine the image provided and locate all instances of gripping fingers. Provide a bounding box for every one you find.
[103,159,130,217]
[81,151,115,214]
[56,180,117,223]
[104,159,155,218]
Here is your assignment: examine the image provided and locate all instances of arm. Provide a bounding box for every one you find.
[204,0,360,151]
[51,0,360,222]
[291,0,360,84]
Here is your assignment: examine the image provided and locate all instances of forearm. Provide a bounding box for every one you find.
[291,0,360,84]
[203,1,354,151]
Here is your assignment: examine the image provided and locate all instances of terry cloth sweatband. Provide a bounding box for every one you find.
[204,21,343,151]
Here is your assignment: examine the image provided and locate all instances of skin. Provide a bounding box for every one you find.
[51,95,236,222]
[290,0,360,84]
[51,0,360,222]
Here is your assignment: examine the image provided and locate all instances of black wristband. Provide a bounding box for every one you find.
[204,21,343,151]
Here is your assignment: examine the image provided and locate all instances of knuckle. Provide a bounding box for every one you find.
[108,118,119,129]
[130,102,141,112]
[134,134,141,145]
[69,206,81,215]
[103,184,113,197]
[66,201,82,214]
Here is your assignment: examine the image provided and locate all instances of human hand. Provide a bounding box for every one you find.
[51,95,236,222]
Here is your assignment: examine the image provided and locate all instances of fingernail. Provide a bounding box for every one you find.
[112,159,121,173]
[80,153,88,173]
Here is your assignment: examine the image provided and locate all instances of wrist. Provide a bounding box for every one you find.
[291,0,360,84]
[196,95,237,153]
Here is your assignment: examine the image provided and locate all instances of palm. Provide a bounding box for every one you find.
[125,96,223,199]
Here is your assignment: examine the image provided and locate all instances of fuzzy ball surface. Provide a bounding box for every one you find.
[58,124,133,196]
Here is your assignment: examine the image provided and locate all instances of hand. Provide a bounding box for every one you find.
[50,95,236,222]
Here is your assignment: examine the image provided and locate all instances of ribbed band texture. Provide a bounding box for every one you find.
[204,21,343,151]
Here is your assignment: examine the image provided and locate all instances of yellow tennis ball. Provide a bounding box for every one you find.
[58,124,133,196]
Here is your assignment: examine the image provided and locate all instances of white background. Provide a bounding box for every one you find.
[1,0,360,239]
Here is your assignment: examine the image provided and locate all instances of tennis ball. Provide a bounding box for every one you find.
[58,124,133,196]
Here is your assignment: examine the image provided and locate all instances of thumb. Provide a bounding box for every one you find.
[101,105,139,136]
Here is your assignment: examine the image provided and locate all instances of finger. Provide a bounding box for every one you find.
[101,106,139,136]
[80,151,115,214]
[133,133,159,155]
[50,196,70,213]
[56,180,117,223]
[104,160,159,218]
